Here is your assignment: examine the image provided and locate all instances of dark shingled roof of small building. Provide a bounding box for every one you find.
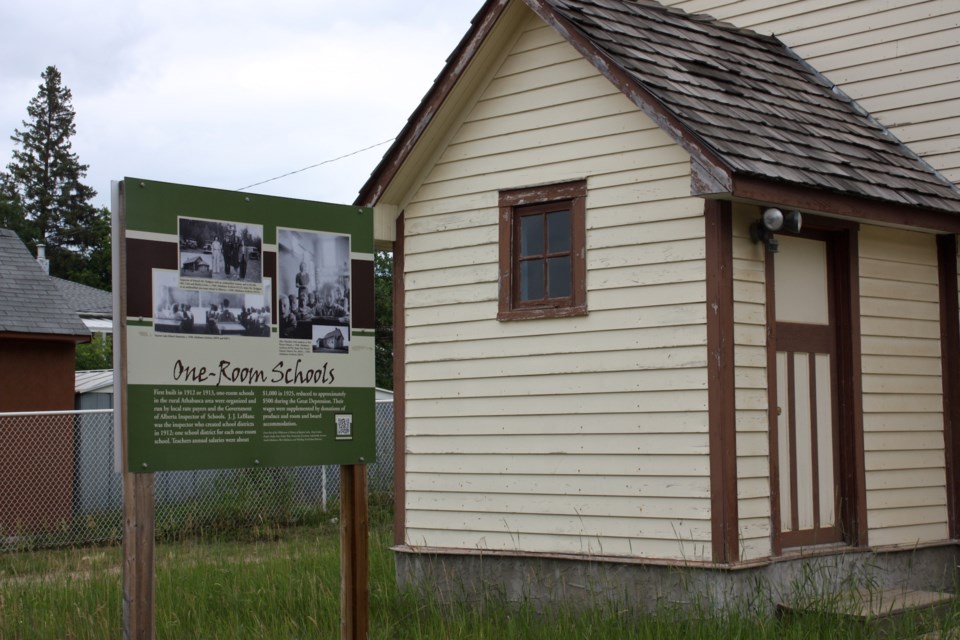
[0,228,90,337]
[52,277,112,318]
[536,0,960,213]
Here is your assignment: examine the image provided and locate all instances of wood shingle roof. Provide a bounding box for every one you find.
[535,0,960,214]
[358,0,960,225]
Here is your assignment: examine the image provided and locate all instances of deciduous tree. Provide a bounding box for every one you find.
[374,250,393,389]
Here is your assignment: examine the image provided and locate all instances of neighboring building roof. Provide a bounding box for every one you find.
[52,277,112,318]
[81,317,114,333]
[75,369,114,394]
[357,0,960,226]
[0,228,90,338]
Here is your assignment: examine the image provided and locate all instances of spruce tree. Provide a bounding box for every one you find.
[4,65,109,288]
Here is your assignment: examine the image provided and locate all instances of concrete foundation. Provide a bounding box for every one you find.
[394,545,960,613]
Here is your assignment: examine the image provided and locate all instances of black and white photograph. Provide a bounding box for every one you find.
[178,216,263,285]
[277,227,351,348]
[312,324,350,354]
[154,270,273,337]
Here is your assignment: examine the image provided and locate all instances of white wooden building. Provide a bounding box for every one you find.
[357,0,960,606]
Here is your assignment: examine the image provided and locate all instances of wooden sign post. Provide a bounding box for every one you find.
[340,464,369,639]
[121,472,156,640]
[115,183,156,640]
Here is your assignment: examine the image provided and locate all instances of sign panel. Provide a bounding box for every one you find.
[118,178,375,472]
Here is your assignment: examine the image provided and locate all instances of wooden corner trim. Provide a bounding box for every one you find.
[393,214,407,547]
[938,234,960,538]
[705,199,738,564]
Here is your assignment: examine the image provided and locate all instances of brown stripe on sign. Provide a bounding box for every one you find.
[263,252,277,324]
[126,238,177,318]
[350,258,374,330]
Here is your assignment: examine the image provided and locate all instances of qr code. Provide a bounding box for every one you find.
[335,414,352,439]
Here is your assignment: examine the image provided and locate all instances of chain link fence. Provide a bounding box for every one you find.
[0,402,394,551]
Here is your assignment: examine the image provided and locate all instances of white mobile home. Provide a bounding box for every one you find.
[357,0,960,607]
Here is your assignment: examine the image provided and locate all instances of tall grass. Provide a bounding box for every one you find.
[0,502,956,639]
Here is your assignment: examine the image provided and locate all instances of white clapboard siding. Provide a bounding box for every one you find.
[406,412,709,437]
[731,204,773,560]
[405,324,708,363]
[858,225,948,547]
[407,432,710,456]
[400,14,710,560]
[406,345,707,381]
[661,0,960,182]
[405,510,713,542]
[405,453,709,478]
[408,316,707,349]
[869,523,951,548]
[863,412,945,432]
[406,491,710,520]
[405,391,709,419]
[867,467,949,491]
[406,472,710,497]
[735,409,768,433]
[402,529,712,560]
[867,486,948,511]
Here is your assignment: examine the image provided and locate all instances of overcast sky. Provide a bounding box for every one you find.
[0,0,482,210]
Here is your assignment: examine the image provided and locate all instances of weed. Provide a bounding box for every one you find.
[1,513,957,639]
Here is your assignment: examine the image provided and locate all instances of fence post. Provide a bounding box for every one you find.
[322,465,328,511]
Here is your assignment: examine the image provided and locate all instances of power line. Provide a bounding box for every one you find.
[236,137,395,192]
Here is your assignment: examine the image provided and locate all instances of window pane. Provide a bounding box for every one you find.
[520,215,543,258]
[519,260,544,301]
[547,209,571,253]
[547,256,571,298]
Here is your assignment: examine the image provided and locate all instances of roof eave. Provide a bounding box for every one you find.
[710,173,960,234]
[1,330,91,344]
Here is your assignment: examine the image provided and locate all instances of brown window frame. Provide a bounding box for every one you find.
[498,180,587,321]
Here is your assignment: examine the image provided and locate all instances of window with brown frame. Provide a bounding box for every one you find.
[498,180,587,321]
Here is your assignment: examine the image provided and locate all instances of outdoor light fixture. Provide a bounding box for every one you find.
[750,207,802,253]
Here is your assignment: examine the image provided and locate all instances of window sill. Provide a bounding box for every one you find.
[497,304,587,321]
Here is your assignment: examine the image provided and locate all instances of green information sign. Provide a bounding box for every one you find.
[118,178,375,472]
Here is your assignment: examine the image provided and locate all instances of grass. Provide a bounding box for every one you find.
[0,504,957,639]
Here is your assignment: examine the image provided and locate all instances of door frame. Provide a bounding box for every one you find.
[765,214,867,555]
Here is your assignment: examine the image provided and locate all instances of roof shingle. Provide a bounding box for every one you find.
[0,229,91,337]
[52,277,112,317]
[542,0,960,213]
